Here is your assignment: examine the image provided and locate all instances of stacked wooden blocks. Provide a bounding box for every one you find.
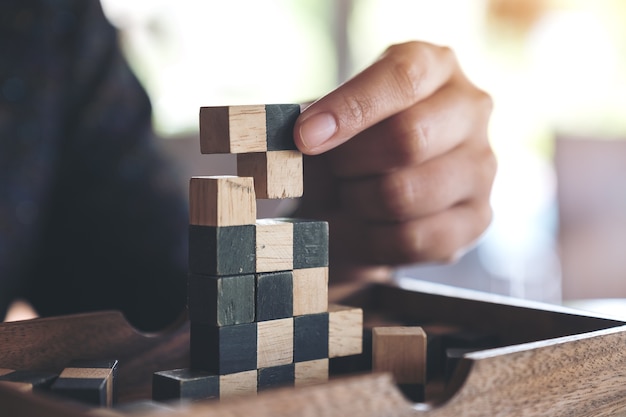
[153,104,363,402]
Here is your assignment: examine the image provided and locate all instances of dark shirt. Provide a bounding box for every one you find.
[0,0,188,330]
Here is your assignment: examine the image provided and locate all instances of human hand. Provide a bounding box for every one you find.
[293,41,496,283]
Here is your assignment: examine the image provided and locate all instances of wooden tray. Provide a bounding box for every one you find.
[2,279,626,416]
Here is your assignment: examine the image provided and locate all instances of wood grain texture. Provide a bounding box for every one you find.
[328,305,363,358]
[187,273,255,327]
[188,225,256,276]
[255,219,293,273]
[257,318,294,369]
[152,368,219,402]
[189,176,256,227]
[294,313,329,362]
[372,327,426,384]
[265,104,300,151]
[292,267,328,316]
[237,151,303,199]
[200,106,267,154]
[294,359,328,387]
[257,364,295,391]
[256,271,293,322]
[190,322,257,375]
[219,370,257,399]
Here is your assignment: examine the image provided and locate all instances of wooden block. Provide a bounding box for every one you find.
[189,176,256,227]
[190,322,257,375]
[0,369,58,392]
[255,219,293,273]
[188,273,255,326]
[278,218,329,269]
[294,359,329,387]
[219,370,257,399]
[152,368,218,402]
[265,104,300,151]
[256,271,293,321]
[189,224,255,276]
[257,318,294,368]
[257,364,294,391]
[328,305,363,358]
[372,326,427,385]
[294,313,329,362]
[237,151,303,199]
[200,105,267,154]
[292,267,328,316]
[51,359,118,407]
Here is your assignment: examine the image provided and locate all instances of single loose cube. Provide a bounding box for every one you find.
[190,322,257,375]
[237,151,303,199]
[257,318,294,368]
[0,369,58,392]
[255,219,293,273]
[257,364,295,391]
[328,305,363,358]
[279,218,329,269]
[189,225,255,276]
[219,370,257,399]
[372,327,427,385]
[152,368,219,402]
[292,267,328,316]
[188,273,255,326]
[200,105,267,154]
[189,176,256,227]
[294,313,329,362]
[51,360,118,407]
[265,104,300,151]
[256,271,293,321]
[294,359,329,387]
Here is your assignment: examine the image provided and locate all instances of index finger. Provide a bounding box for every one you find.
[294,41,456,155]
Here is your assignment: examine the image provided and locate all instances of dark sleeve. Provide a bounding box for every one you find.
[21,0,188,331]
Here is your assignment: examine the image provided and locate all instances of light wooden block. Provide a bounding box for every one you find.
[219,370,257,399]
[372,326,427,385]
[256,219,293,273]
[257,318,293,368]
[237,151,303,199]
[293,267,328,316]
[189,176,256,227]
[328,305,363,358]
[294,359,329,387]
[200,105,267,154]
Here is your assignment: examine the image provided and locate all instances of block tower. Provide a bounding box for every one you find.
[153,104,363,402]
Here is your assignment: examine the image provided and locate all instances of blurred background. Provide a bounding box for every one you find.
[99,0,626,309]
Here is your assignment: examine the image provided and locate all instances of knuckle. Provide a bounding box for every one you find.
[385,42,428,102]
[385,116,430,166]
[377,173,419,221]
[341,93,375,130]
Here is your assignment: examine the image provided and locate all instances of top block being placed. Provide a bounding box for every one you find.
[200,104,300,154]
[189,176,256,226]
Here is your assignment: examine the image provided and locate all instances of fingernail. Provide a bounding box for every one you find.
[299,112,337,150]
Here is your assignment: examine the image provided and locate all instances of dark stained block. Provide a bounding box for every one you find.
[277,218,328,269]
[50,359,118,407]
[189,225,255,276]
[0,369,58,392]
[294,313,329,362]
[152,368,219,402]
[190,322,257,375]
[188,273,255,326]
[256,271,293,321]
[265,104,300,151]
[257,364,295,391]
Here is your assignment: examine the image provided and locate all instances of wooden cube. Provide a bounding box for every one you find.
[328,305,363,358]
[256,271,293,321]
[200,105,267,154]
[372,327,427,385]
[0,369,58,392]
[294,313,329,362]
[189,176,256,227]
[219,370,257,399]
[237,151,303,199]
[51,360,118,407]
[255,219,293,273]
[257,364,294,391]
[257,318,294,368]
[188,273,255,326]
[265,104,300,151]
[279,218,329,269]
[152,368,219,402]
[190,323,257,375]
[188,225,255,276]
[294,359,329,387]
[292,267,328,316]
